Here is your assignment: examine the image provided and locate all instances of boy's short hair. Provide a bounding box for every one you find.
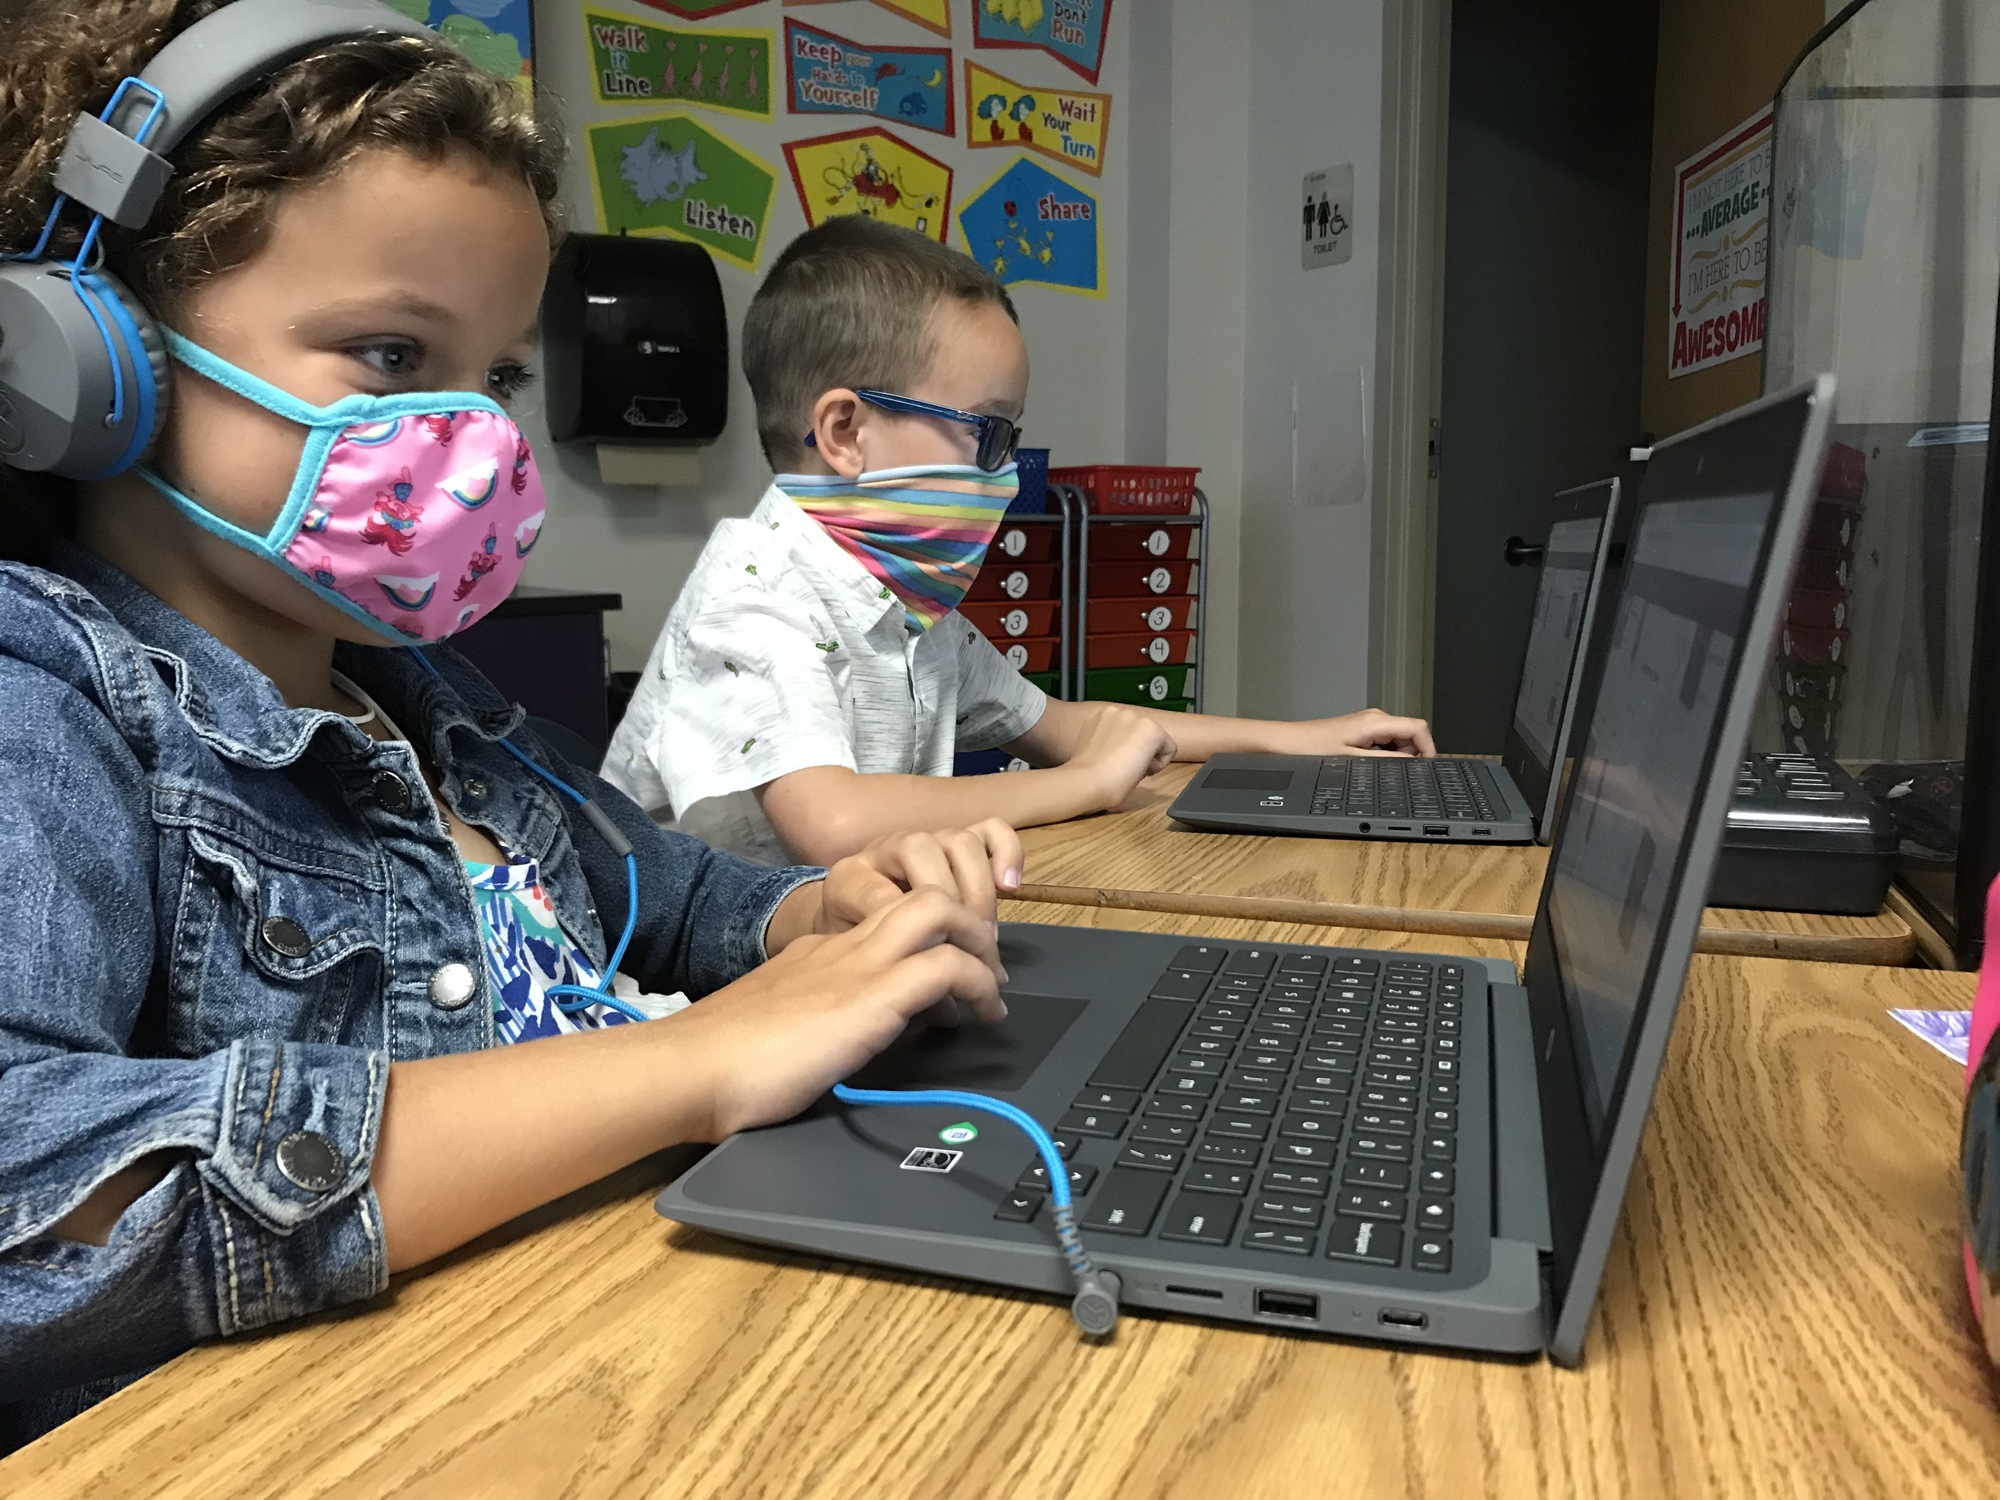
[744,217,1017,469]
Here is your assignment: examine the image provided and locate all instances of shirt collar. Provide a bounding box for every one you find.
[754,482,907,633]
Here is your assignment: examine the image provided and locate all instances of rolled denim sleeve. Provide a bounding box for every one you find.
[0,662,390,1400]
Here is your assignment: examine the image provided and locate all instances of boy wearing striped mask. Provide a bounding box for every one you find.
[606,218,1433,865]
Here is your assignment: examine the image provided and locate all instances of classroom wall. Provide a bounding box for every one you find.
[1638,0,1828,439]
[515,0,1141,673]
[1233,0,1383,720]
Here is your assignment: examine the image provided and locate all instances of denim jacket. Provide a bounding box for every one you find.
[0,548,820,1445]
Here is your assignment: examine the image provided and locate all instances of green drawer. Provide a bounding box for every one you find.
[1024,670,1059,694]
[1085,664,1197,705]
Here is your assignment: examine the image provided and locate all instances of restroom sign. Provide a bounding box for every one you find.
[1302,165,1353,269]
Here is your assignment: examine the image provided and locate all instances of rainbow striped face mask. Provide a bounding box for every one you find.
[778,462,1019,631]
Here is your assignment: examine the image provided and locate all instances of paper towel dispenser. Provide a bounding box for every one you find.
[541,233,728,445]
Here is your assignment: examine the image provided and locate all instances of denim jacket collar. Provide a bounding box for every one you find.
[52,545,525,771]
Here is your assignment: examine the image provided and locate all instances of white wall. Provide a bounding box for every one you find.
[517,0,1388,720]
[1236,0,1383,720]
[520,0,1135,672]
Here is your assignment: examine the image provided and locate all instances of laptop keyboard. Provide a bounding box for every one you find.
[1311,758,1497,822]
[998,945,1466,1274]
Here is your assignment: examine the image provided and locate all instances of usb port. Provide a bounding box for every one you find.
[1471,827,1492,837]
[1255,1289,1319,1321]
[1379,1308,1428,1330]
[1422,825,1448,836]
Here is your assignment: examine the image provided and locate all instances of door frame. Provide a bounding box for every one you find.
[1369,0,1452,718]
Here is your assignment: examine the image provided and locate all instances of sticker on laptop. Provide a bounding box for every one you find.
[901,1147,963,1173]
[938,1123,979,1144]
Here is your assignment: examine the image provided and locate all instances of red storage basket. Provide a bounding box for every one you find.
[1085,630,1199,668]
[1086,524,1200,562]
[1089,595,1199,635]
[1050,464,1201,514]
[993,635,1059,674]
[1088,560,1201,598]
[990,523,1059,563]
[962,599,1061,639]
[967,561,1060,602]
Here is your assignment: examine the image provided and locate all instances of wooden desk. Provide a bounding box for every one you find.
[6,906,1992,1497]
[1016,764,1916,966]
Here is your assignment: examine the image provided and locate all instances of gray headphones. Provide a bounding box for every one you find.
[0,0,432,480]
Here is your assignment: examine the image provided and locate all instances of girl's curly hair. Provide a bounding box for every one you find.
[0,0,567,559]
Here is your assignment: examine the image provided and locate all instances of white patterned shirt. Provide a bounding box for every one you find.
[604,484,1048,864]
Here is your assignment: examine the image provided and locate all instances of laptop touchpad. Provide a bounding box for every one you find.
[1202,768,1293,792]
[847,992,1086,1092]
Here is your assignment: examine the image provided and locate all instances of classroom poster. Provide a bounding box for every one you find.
[1669,105,1773,379]
[785,127,954,241]
[783,0,952,38]
[387,0,534,97]
[587,112,778,269]
[784,19,953,136]
[964,59,1108,175]
[956,155,1102,296]
[972,0,1114,85]
[629,0,762,19]
[584,8,772,116]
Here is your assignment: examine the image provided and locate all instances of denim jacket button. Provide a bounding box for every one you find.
[275,1131,344,1193]
[463,776,489,801]
[260,916,312,958]
[370,770,412,812]
[428,962,478,1011]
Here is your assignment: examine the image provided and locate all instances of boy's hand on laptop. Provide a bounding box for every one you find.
[1072,704,1178,810]
[676,889,1009,1139]
[1279,709,1436,758]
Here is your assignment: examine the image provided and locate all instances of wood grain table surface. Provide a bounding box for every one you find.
[4,905,1991,1498]
[1014,763,1916,966]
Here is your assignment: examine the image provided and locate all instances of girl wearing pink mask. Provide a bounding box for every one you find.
[0,0,1016,1448]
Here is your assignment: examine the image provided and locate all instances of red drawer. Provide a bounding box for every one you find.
[1786,586,1851,632]
[1085,630,1199,668]
[1779,623,1850,666]
[962,599,1061,639]
[1805,500,1861,554]
[1087,524,1200,562]
[1819,441,1866,502]
[991,635,1058,674]
[991,523,1058,564]
[967,561,1060,602]
[1088,595,1198,635]
[1088,560,1201,598]
[1793,546,1852,593]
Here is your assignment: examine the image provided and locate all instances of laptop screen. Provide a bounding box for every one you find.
[1523,380,1831,1364]
[1500,480,1619,824]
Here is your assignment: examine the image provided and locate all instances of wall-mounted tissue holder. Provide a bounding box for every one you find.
[541,234,729,477]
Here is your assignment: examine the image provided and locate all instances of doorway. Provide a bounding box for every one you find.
[1428,0,1659,751]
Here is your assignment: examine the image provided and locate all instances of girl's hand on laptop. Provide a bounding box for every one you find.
[768,821,1023,984]
[1281,710,1436,758]
[675,888,1009,1139]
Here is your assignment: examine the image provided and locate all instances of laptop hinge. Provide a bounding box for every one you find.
[1489,977,1553,1253]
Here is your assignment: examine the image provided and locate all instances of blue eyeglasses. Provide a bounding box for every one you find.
[804,389,1022,473]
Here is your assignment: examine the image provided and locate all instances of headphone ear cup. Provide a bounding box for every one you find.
[82,269,171,476]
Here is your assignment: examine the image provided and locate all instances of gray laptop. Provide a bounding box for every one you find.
[1168,478,1624,845]
[659,380,1833,1365]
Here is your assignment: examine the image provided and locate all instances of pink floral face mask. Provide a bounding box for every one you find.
[137,331,546,643]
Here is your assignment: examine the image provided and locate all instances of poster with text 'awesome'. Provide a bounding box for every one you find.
[1670,105,1772,378]
[957,155,1101,297]
[964,58,1107,176]
[587,112,777,269]
[973,0,1113,85]
[786,127,954,242]
[584,8,771,116]
[785,19,953,135]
